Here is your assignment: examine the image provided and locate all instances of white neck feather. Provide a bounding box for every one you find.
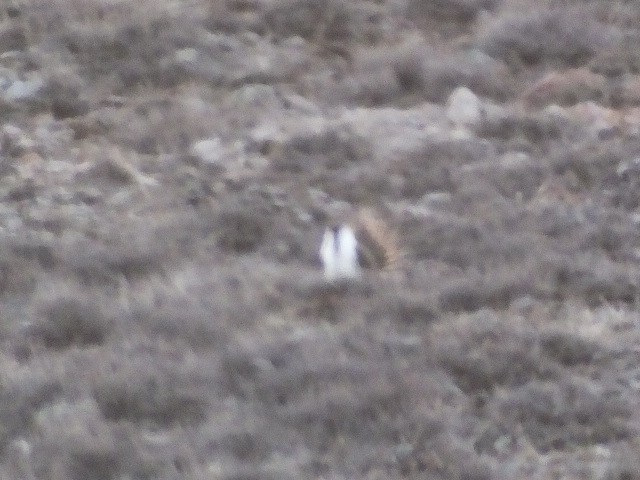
[319,225,361,282]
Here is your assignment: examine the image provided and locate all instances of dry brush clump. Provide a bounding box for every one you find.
[27,295,112,350]
[429,306,640,465]
[13,0,204,81]
[476,5,616,69]
[217,321,479,476]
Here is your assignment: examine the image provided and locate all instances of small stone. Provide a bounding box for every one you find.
[3,77,45,102]
[190,138,223,165]
[1,124,35,157]
[499,151,531,170]
[232,84,280,110]
[175,47,198,63]
[15,152,44,178]
[294,208,312,224]
[542,104,571,120]
[446,86,484,132]
[567,101,619,139]
[482,100,508,126]
[616,157,640,178]
[511,295,536,314]
[281,92,321,115]
[420,191,452,209]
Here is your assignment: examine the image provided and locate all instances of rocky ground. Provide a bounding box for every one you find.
[2,0,640,478]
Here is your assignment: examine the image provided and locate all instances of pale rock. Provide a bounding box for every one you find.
[622,107,640,137]
[446,86,484,132]
[3,76,45,102]
[249,122,283,145]
[1,124,34,157]
[420,191,452,209]
[567,101,618,139]
[542,104,571,120]
[615,74,640,105]
[0,68,14,91]
[281,92,321,115]
[308,188,331,207]
[175,47,198,63]
[190,138,224,166]
[616,157,640,178]
[499,151,531,170]
[511,295,536,314]
[232,83,280,110]
[482,100,509,125]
